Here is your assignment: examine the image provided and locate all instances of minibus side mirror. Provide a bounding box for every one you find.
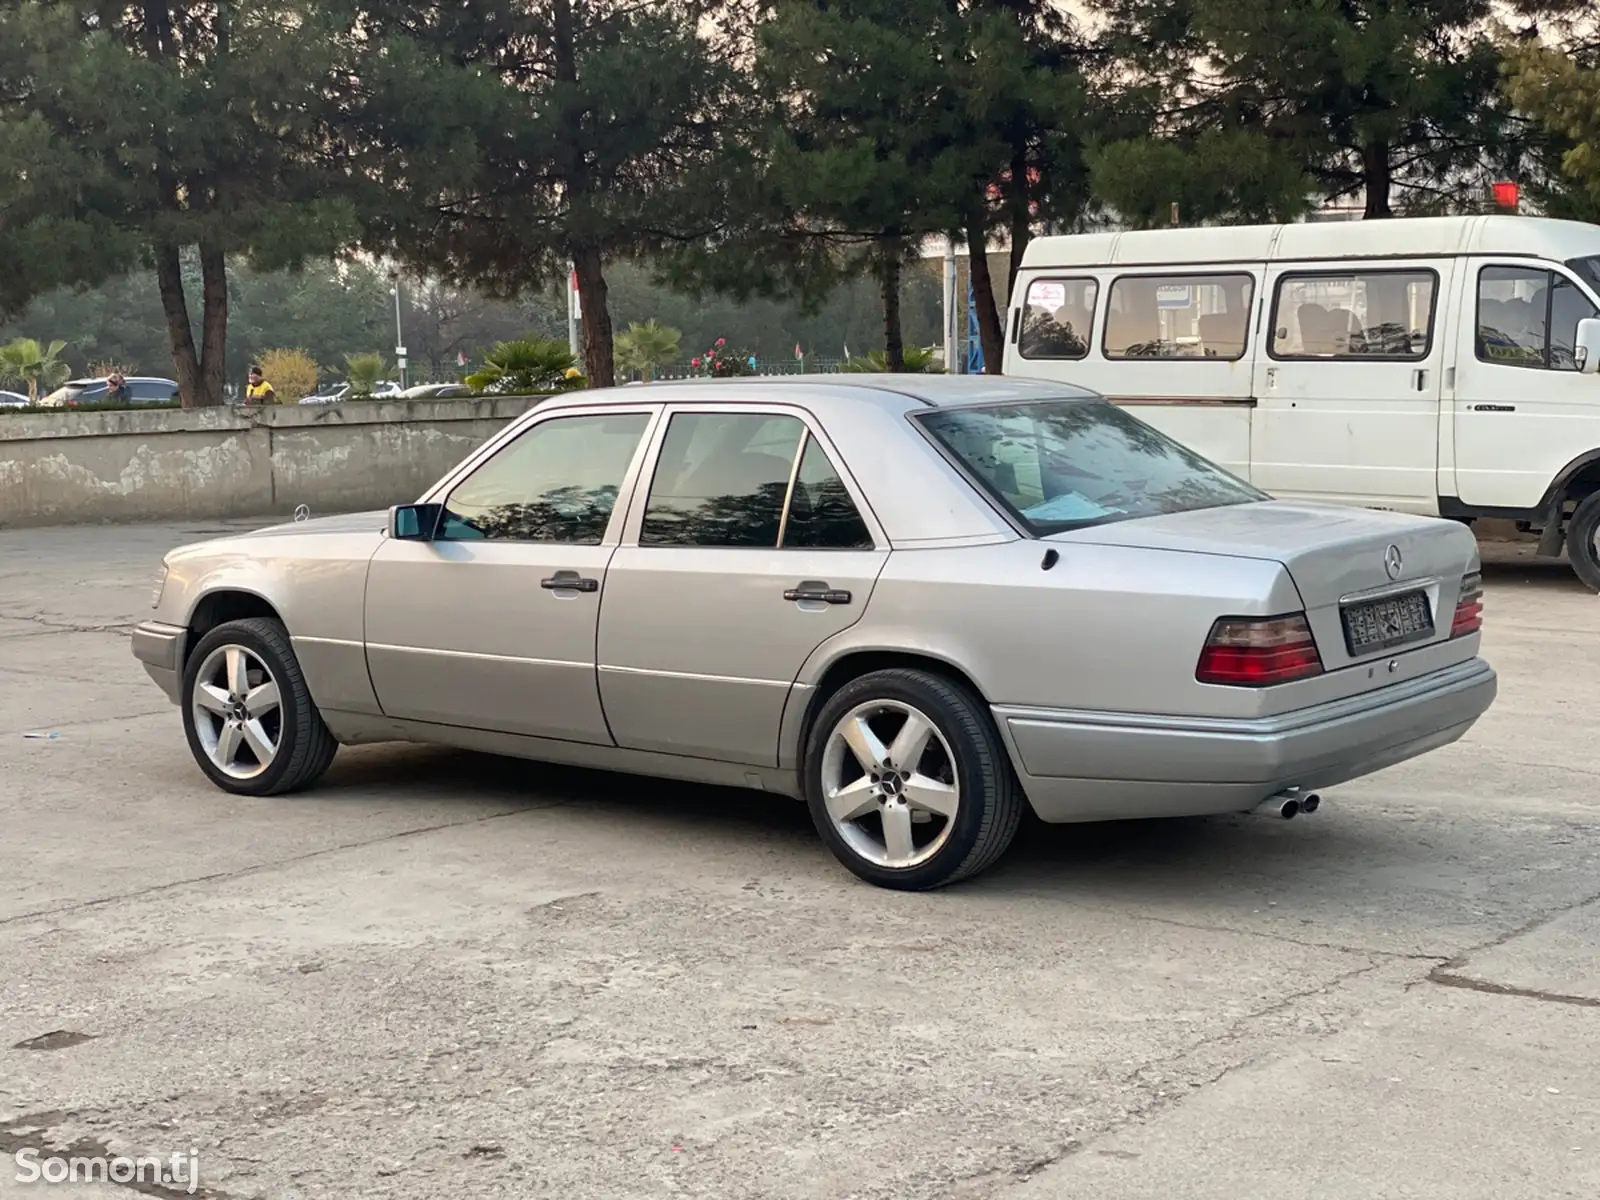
[1577,317,1600,376]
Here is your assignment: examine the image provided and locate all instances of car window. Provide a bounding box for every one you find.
[130,381,173,402]
[1271,269,1436,359]
[438,412,650,543]
[1019,278,1098,360]
[1103,274,1254,360]
[640,412,805,548]
[1477,266,1597,371]
[917,399,1264,536]
[782,435,873,549]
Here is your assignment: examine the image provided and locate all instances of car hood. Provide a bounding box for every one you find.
[237,510,391,539]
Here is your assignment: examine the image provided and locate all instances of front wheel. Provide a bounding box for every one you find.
[804,668,1023,890]
[181,617,338,796]
[1567,492,1600,593]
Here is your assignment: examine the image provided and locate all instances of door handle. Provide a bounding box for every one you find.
[1413,368,1429,391]
[541,572,599,593]
[784,580,852,605]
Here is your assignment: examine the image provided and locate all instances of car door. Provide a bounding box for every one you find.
[364,405,659,743]
[1250,260,1453,513]
[1451,259,1600,511]
[598,404,889,766]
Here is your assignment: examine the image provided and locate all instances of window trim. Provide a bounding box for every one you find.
[432,406,662,547]
[1099,271,1257,363]
[1267,266,1441,363]
[1016,275,1101,362]
[623,401,883,551]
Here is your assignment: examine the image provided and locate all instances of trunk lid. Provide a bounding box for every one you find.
[1051,501,1480,670]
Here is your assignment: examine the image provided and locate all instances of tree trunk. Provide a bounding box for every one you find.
[155,243,205,409]
[1007,142,1033,294]
[573,246,615,388]
[878,239,905,373]
[1362,140,1393,219]
[966,216,1005,374]
[198,241,228,407]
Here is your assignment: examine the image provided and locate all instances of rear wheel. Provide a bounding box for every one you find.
[1568,492,1600,593]
[182,617,338,796]
[804,668,1023,890]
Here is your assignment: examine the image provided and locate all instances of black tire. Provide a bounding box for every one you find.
[803,668,1023,890]
[1567,492,1600,593]
[181,617,338,796]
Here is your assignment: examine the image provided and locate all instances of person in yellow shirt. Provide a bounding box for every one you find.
[244,365,277,406]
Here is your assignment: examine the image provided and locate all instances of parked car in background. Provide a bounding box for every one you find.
[299,381,404,404]
[132,376,1495,891]
[0,390,29,407]
[40,376,180,408]
[400,383,472,400]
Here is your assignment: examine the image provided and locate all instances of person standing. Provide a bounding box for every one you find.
[244,365,277,406]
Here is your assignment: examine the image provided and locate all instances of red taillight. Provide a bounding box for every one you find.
[1197,614,1324,686]
[1451,571,1483,638]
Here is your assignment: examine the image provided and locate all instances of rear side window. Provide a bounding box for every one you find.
[782,435,873,549]
[1102,274,1254,361]
[640,413,805,548]
[1271,269,1437,359]
[916,400,1263,536]
[1018,278,1099,360]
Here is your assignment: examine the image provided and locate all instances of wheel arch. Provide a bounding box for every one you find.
[183,589,285,666]
[1542,448,1600,510]
[785,646,994,773]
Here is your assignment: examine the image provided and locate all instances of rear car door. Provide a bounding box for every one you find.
[364,405,659,743]
[598,404,889,765]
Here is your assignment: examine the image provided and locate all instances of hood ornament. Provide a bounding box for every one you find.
[293,504,311,523]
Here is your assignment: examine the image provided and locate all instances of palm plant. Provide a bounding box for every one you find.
[466,338,584,394]
[841,345,945,374]
[614,320,681,382]
[0,338,71,403]
[344,353,389,397]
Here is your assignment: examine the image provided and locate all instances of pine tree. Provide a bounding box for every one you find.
[0,2,352,407]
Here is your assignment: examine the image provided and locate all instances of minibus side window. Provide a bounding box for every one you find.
[1269,270,1437,360]
[1479,264,1600,372]
[1018,278,1099,360]
[1101,273,1254,361]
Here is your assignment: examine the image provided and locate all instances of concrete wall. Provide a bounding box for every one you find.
[0,398,534,529]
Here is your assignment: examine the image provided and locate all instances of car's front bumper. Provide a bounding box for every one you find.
[131,621,187,704]
[994,657,1497,823]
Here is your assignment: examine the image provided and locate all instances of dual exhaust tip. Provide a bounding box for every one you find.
[1256,790,1322,820]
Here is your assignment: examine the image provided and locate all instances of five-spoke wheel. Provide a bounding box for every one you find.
[181,617,338,796]
[805,668,1022,889]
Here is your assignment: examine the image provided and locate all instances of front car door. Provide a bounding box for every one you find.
[1451,258,1600,512]
[364,405,659,743]
[1250,260,1453,513]
[598,404,889,765]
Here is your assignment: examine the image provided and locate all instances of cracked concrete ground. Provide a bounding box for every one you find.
[0,521,1596,1200]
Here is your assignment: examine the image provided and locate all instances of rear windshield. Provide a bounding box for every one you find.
[916,399,1264,535]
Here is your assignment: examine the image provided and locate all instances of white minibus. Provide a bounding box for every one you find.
[1003,215,1600,588]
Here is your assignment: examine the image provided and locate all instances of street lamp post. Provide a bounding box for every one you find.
[389,270,408,391]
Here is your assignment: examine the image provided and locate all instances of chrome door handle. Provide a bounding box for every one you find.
[784,581,852,605]
[541,571,599,593]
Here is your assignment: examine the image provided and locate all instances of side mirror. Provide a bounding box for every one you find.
[389,503,442,540]
[1577,317,1600,376]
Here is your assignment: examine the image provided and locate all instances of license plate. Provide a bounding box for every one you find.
[1341,590,1434,657]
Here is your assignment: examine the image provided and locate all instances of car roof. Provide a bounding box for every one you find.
[546,373,1100,412]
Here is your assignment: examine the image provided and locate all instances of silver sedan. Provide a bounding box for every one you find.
[132,377,1496,889]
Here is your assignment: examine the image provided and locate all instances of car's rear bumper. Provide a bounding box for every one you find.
[131,621,187,704]
[994,657,1497,823]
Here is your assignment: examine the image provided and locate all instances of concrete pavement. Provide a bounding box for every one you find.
[0,522,1595,1199]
